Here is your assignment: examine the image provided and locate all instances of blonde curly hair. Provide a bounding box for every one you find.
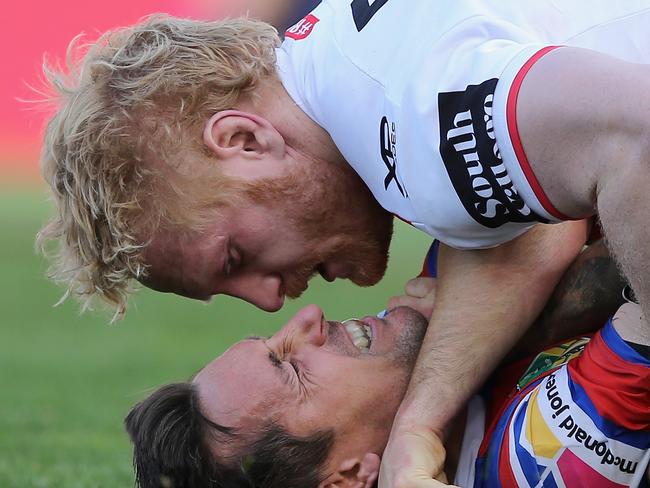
[36,16,280,320]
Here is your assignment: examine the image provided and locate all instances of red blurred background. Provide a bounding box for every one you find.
[0,1,212,183]
[0,0,317,185]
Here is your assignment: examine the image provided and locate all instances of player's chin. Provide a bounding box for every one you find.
[379,306,428,368]
[351,275,382,287]
[385,306,428,329]
[349,253,388,286]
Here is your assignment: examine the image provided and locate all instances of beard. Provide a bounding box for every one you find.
[388,307,429,369]
[243,160,394,298]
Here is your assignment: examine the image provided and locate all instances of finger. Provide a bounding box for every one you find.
[434,472,462,486]
[434,472,449,483]
[387,295,418,310]
[405,277,436,298]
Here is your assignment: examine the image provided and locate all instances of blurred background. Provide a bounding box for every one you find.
[0,1,430,486]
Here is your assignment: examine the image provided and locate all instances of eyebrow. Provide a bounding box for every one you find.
[245,336,293,386]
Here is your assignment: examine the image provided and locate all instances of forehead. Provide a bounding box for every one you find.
[194,339,292,427]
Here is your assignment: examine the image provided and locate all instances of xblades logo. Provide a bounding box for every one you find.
[379,116,407,197]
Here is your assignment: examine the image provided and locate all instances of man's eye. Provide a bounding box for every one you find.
[280,339,301,377]
[289,359,300,375]
[268,350,282,366]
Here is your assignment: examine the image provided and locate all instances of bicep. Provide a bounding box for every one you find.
[515,47,650,218]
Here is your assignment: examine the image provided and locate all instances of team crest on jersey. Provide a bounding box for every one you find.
[438,79,545,228]
[516,337,589,391]
[285,14,319,40]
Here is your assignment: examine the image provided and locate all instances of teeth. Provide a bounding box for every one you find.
[342,319,372,352]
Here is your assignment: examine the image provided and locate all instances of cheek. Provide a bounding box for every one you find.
[315,364,406,419]
[239,225,311,267]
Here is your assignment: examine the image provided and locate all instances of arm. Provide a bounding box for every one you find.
[379,220,586,487]
[387,235,626,360]
[514,47,650,354]
[507,238,626,360]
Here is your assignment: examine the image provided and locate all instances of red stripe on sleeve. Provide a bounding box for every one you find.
[506,46,570,221]
[568,331,650,431]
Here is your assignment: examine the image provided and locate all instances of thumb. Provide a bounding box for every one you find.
[405,277,436,298]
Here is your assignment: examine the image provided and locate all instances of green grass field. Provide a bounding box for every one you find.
[0,187,431,487]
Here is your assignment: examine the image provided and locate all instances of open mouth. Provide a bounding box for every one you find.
[342,318,373,353]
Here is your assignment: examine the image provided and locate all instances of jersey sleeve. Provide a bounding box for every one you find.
[491,45,574,224]
[568,320,650,431]
[407,41,565,249]
[419,240,440,279]
[476,322,650,487]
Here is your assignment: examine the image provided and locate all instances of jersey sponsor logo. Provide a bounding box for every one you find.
[379,116,408,197]
[285,14,320,40]
[438,79,544,228]
[516,337,589,391]
[542,373,639,475]
[491,368,646,487]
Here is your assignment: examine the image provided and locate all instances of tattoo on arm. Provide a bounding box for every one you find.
[507,240,626,361]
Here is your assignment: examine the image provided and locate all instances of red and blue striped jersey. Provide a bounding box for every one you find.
[474,320,650,487]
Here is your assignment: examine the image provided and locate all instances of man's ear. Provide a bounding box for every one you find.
[320,453,380,488]
[203,110,285,161]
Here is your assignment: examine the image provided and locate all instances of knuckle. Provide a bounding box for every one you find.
[406,276,436,297]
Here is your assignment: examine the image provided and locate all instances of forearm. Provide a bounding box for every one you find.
[395,221,586,435]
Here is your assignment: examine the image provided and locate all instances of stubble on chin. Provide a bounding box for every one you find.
[390,308,428,368]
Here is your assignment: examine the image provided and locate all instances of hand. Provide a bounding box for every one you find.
[378,424,458,487]
[387,277,437,320]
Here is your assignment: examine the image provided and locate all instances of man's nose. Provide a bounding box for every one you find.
[226,274,284,312]
[286,304,327,347]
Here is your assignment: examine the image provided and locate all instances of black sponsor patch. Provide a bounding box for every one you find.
[438,79,545,228]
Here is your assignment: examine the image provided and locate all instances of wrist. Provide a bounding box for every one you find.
[392,407,448,441]
[395,389,459,439]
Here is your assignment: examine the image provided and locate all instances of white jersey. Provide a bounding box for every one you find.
[277,0,650,249]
